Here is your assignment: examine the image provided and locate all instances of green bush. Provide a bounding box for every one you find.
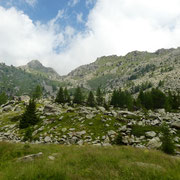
[114,134,124,145]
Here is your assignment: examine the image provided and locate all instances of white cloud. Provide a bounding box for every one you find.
[68,0,79,7]
[1,0,180,75]
[76,12,83,23]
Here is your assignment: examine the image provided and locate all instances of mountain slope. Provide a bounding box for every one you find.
[19,60,61,81]
[0,63,60,96]
[64,48,180,92]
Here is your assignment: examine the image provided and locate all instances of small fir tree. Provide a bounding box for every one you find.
[19,99,39,129]
[64,87,71,103]
[55,87,65,104]
[96,87,104,106]
[87,91,96,107]
[73,86,83,105]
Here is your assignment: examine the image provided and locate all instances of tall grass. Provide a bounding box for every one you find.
[0,142,180,180]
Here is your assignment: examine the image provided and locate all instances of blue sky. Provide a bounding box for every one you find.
[0,0,95,37]
[0,0,180,75]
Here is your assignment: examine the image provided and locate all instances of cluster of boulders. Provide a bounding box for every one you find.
[0,98,180,152]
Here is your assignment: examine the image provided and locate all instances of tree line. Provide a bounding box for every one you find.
[55,86,180,111]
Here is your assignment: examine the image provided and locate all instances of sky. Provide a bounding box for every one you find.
[0,0,180,75]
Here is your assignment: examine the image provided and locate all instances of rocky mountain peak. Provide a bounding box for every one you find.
[27,60,43,69]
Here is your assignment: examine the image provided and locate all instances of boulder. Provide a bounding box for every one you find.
[2,105,13,112]
[98,106,106,113]
[44,136,51,143]
[145,131,156,138]
[171,122,180,129]
[147,137,162,149]
[19,95,30,102]
[48,156,55,161]
[17,152,43,162]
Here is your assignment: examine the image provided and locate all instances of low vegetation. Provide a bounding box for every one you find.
[0,142,180,180]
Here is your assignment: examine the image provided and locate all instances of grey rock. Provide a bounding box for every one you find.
[147,137,162,149]
[145,131,156,138]
[171,122,180,129]
[44,136,51,143]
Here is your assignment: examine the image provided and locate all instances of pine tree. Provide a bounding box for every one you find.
[110,90,119,107]
[0,92,8,106]
[33,85,42,99]
[19,99,39,129]
[55,87,65,104]
[96,87,104,106]
[87,91,96,107]
[151,88,166,109]
[64,87,71,103]
[73,86,83,105]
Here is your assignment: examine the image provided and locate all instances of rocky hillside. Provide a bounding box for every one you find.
[0,62,61,96]
[0,98,179,153]
[19,60,61,81]
[64,48,180,92]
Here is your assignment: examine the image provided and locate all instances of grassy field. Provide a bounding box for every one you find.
[0,142,180,180]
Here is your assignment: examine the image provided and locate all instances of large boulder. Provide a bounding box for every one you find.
[44,136,51,143]
[19,95,30,102]
[2,105,13,112]
[147,137,162,149]
[145,131,156,138]
[171,122,180,129]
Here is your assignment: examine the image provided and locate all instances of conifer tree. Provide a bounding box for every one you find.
[87,91,96,107]
[64,87,71,103]
[110,90,119,107]
[73,86,83,105]
[96,87,104,106]
[55,87,65,104]
[20,99,39,129]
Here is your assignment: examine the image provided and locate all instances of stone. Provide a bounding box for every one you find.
[145,131,156,138]
[171,122,180,129]
[107,130,116,136]
[111,111,118,117]
[147,137,162,149]
[2,105,13,112]
[18,152,43,162]
[86,114,95,119]
[44,136,51,143]
[98,106,106,113]
[19,95,30,102]
[62,128,67,132]
[76,130,86,136]
[102,143,111,147]
[118,111,136,116]
[77,140,84,146]
[48,156,55,161]
[157,109,166,114]
[118,125,127,132]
